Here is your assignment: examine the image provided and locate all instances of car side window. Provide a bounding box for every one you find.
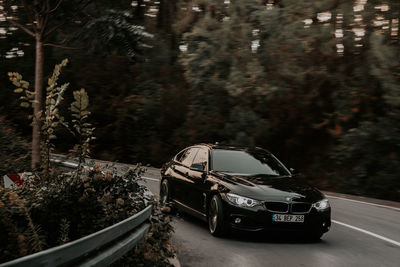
[181,148,199,167]
[191,149,208,171]
[175,149,188,162]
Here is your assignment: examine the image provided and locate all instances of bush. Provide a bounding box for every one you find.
[0,165,174,266]
[0,116,30,176]
[113,200,175,267]
[331,117,400,201]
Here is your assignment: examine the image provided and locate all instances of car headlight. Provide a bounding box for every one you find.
[225,193,262,208]
[312,199,330,211]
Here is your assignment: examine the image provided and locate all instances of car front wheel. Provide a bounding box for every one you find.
[160,179,169,206]
[208,194,227,236]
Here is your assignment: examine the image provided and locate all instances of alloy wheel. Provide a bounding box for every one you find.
[160,180,168,206]
[209,197,219,233]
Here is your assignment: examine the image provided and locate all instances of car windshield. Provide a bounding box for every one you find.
[211,149,290,176]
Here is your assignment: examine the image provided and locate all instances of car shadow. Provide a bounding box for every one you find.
[173,212,326,245]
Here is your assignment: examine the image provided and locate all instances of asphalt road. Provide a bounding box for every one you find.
[141,167,400,267]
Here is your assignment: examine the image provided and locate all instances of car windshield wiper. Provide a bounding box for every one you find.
[250,174,292,178]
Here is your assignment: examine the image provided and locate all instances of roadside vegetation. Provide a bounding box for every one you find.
[0,62,174,266]
[0,117,30,177]
[0,165,174,266]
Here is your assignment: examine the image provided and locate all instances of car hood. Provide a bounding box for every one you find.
[213,172,324,203]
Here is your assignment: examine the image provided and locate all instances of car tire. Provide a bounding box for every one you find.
[208,194,227,236]
[160,179,176,214]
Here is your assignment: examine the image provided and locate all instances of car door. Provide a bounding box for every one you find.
[186,148,210,214]
[167,148,187,202]
[171,147,199,205]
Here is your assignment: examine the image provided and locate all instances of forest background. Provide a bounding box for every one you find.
[0,0,399,201]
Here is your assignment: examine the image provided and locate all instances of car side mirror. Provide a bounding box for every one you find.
[289,168,299,176]
[190,163,205,172]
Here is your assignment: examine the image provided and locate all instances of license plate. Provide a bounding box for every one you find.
[272,214,304,223]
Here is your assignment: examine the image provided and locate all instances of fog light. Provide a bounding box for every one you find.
[322,222,326,227]
[234,218,241,224]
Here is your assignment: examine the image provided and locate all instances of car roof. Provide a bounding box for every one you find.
[193,143,271,153]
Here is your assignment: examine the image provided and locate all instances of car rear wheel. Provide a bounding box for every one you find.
[160,179,175,214]
[208,195,227,236]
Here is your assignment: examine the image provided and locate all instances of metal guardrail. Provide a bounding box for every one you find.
[1,206,152,267]
[1,156,153,267]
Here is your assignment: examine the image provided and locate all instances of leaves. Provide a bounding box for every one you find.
[20,102,30,108]
[69,88,94,175]
[58,218,70,245]
[74,9,153,59]
[0,163,167,264]
[71,89,89,112]
[39,59,71,175]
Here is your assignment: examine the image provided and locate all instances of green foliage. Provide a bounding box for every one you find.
[224,106,267,147]
[58,218,70,245]
[9,60,70,176]
[0,165,161,263]
[113,200,175,267]
[330,31,400,200]
[8,59,97,178]
[40,59,70,175]
[69,88,95,173]
[331,118,400,200]
[73,9,153,59]
[7,73,35,111]
[0,117,30,176]
[0,190,46,261]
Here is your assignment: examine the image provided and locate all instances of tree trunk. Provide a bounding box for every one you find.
[32,34,44,169]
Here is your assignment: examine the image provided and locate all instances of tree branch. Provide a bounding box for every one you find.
[40,13,49,37]
[43,21,66,38]
[1,11,36,37]
[43,43,86,50]
[47,0,63,14]
[22,0,38,32]
[44,0,92,39]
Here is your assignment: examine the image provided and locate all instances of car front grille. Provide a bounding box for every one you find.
[265,202,289,213]
[265,201,312,214]
[291,202,312,214]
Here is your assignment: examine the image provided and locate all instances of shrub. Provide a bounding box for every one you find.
[0,117,30,177]
[2,60,174,266]
[0,165,174,266]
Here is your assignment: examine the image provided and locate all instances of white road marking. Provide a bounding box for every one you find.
[332,220,400,247]
[142,176,160,182]
[326,195,400,211]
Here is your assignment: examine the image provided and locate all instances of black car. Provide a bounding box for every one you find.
[160,144,331,238]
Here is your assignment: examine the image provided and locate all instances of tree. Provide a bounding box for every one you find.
[332,33,400,200]
[1,0,150,168]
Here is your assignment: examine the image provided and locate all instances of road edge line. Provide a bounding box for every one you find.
[142,176,160,182]
[326,195,400,211]
[332,220,400,247]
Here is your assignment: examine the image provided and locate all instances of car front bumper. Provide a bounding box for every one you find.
[221,198,331,233]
